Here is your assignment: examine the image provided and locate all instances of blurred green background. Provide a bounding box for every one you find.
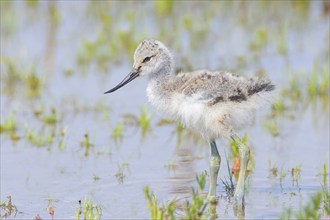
[1,1,329,219]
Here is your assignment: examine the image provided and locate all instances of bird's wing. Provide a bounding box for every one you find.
[176,70,273,105]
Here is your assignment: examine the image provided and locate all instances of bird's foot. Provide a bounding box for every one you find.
[206,194,218,204]
[233,194,245,219]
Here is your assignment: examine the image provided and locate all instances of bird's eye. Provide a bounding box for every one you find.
[142,56,152,63]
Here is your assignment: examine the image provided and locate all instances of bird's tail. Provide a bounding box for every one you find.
[248,80,275,96]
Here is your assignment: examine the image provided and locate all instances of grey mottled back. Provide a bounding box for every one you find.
[167,70,274,105]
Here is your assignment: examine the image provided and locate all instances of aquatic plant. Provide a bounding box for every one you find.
[182,189,206,219]
[221,156,236,198]
[280,191,329,220]
[57,128,67,151]
[0,196,17,219]
[249,27,268,52]
[182,16,192,31]
[114,162,129,184]
[47,196,55,220]
[278,74,305,111]
[64,68,74,77]
[267,161,288,190]
[174,122,203,146]
[235,55,248,70]
[24,71,43,98]
[1,57,44,97]
[183,187,218,220]
[144,170,218,220]
[165,159,177,172]
[1,57,23,95]
[0,1,17,36]
[264,64,330,138]
[286,74,303,102]
[81,133,94,157]
[34,214,42,220]
[75,197,102,220]
[33,105,44,118]
[154,1,173,17]
[319,66,329,98]
[123,106,152,139]
[139,106,152,138]
[76,13,138,73]
[144,186,175,220]
[276,24,288,56]
[264,117,280,137]
[25,0,39,8]
[320,158,330,216]
[291,163,302,189]
[157,119,204,146]
[307,65,330,100]
[307,66,319,99]
[268,160,278,178]
[25,128,54,147]
[77,33,113,72]
[47,1,60,27]
[93,175,100,182]
[196,171,207,193]
[41,108,58,125]
[111,122,124,145]
[0,113,17,135]
[271,98,286,117]
[279,166,287,190]
[322,159,328,190]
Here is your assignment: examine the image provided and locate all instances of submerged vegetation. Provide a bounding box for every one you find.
[144,172,218,220]
[46,197,55,220]
[114,162,129,184]
[0,196,17,219]
[40,108,58,125]
[111,122,124,145]
[25,128,54,148]
[144,186,175,220]
[196,171,207,193]
[221,156,236,198]
[264,64,329,137]
[157,119,205,146]
[24,71,43,98]
[280,191,330,220]
[81,133,95,157]
[123,106,152,139]
[76,197,102,220]
[0,113,18,137]
[1,58,44,97]
[268,160,306,192]
[291,163,302,189]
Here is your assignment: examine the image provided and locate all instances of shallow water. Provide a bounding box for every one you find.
[1,1,329,219]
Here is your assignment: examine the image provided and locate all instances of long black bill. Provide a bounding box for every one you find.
[104,69,140,94]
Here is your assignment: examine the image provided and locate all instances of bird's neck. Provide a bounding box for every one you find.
[146,71,174,118]
[148,52,175,81]
[149,69,173,81]
[146,58,175,102]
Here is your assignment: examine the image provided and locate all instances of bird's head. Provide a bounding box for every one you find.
[104,39,173,94]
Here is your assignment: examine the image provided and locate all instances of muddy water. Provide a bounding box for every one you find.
[1,1,329,219]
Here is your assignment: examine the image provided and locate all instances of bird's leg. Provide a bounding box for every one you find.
[207,139,221,200]
[232,134,250,202]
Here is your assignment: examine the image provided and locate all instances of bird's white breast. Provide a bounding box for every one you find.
[147,82,220,139]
